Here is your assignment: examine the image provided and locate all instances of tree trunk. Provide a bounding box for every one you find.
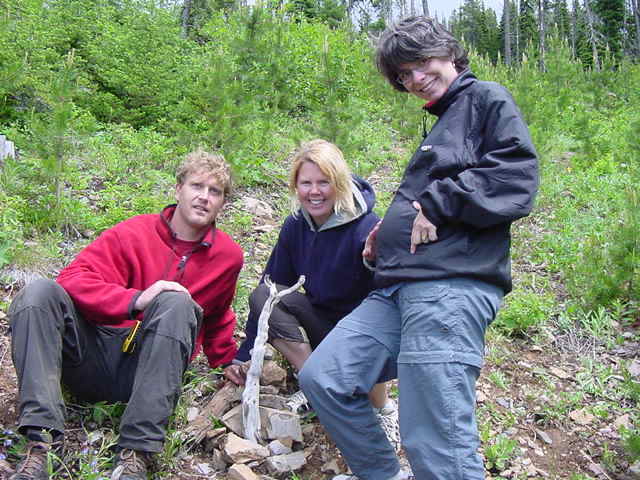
[584,0,600,70]
[538,0,546,71]
[384,0,393,23]
[570,0,577,58]
[398,0,407,19]
[181,0,192,39]
[504,0,512,65]
[422,0,430,17]
[515,0,520,61]
[634,0,640,56]
[346,0,356,22]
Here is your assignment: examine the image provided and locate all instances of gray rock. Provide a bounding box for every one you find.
[222,433,270,464]
[535,429,553,445]
[228,462,261,480]
[265,450,307,474]
[210,448,228,471]
[268,439,293,455]
[221,404,303,442]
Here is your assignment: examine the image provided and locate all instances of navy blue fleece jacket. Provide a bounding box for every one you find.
[236,176,379,362]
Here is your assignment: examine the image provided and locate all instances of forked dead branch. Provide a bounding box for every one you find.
[242,274,306,444]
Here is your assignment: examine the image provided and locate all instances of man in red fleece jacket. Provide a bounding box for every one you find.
[8,149,243,480]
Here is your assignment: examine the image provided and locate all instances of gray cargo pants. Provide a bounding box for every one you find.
[299,278,503,480]
[9,279,202,453]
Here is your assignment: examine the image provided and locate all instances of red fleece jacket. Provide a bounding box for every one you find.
[56,205,243,368]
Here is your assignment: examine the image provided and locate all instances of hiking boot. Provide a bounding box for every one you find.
[286,390,311,414]
[9,441,51,480]
[110,449,152,480]
[376,399,401,452]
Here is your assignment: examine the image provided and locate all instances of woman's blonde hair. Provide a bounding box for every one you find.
[288,139,356,217]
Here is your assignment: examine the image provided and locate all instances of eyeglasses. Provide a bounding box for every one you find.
[396,58,432,85]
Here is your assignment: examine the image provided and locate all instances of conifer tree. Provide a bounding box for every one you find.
[539,0,547,70]
[633,0,640,56]
[584,0,602,69]
[594,0,625,59]
[481,8,501,62]
[572,0,601,65]
[571,0,582,57]
[511,0,521,61]
[519,0,538,54]
[422,0,430,17]
[550,0,571,39]
[451,0,483,48]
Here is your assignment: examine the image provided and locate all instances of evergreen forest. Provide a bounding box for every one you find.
[0,0,639,478]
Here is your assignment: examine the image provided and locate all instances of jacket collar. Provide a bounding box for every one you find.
[424,69,477,117]
[156,204,215,248]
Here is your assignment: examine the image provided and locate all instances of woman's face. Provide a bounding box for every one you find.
[397,57,459,103]
[295,161,336,227]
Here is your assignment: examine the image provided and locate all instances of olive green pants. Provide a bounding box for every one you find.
[9,279,201,453]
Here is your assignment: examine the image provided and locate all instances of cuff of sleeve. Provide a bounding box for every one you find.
[220,358,244,369]
[128,291,143,319]
[362,256,376,272]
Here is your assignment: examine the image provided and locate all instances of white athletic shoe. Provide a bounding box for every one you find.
[376,399,401,452]
[333,468,412,480]
[286,389,311,413]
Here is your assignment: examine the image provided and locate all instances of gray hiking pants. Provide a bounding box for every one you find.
[9,279,202,453]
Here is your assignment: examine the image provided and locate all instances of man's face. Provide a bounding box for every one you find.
[172,170,225,238]
[397,57,459,103]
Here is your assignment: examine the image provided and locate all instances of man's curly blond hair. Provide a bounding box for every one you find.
[176,149,232,198]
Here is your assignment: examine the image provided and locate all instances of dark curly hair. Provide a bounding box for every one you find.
[376,16,469,93]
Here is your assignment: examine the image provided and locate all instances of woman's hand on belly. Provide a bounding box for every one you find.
[410,201,438,254]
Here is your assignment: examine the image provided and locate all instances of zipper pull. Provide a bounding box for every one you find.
[178,255,188,270]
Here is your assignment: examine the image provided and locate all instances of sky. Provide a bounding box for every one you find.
[427,0,504,20]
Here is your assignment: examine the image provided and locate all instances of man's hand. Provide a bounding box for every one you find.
[362,220,382,262]
[410,201,438,254]
[134,280,190,311]
[224,362,250,386]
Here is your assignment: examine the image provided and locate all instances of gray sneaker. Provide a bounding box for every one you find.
[9,441,50,480]
[110,449,152,480]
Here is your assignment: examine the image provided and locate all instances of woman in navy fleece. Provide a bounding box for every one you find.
[226,139,399,446]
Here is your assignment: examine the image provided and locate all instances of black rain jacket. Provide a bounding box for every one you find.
[374,70,539,293]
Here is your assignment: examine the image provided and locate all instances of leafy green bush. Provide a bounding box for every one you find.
[483,434,518,472]
[2,0,640,328]
[0,190,24,268]
[623,429,640,462]
[494,289,555,336]
[566,121,640,311]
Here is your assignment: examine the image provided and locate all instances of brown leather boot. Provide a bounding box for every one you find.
[9,441,51,480]
[110,448,152,480]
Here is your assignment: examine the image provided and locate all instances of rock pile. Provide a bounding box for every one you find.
[186,350,327,479]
